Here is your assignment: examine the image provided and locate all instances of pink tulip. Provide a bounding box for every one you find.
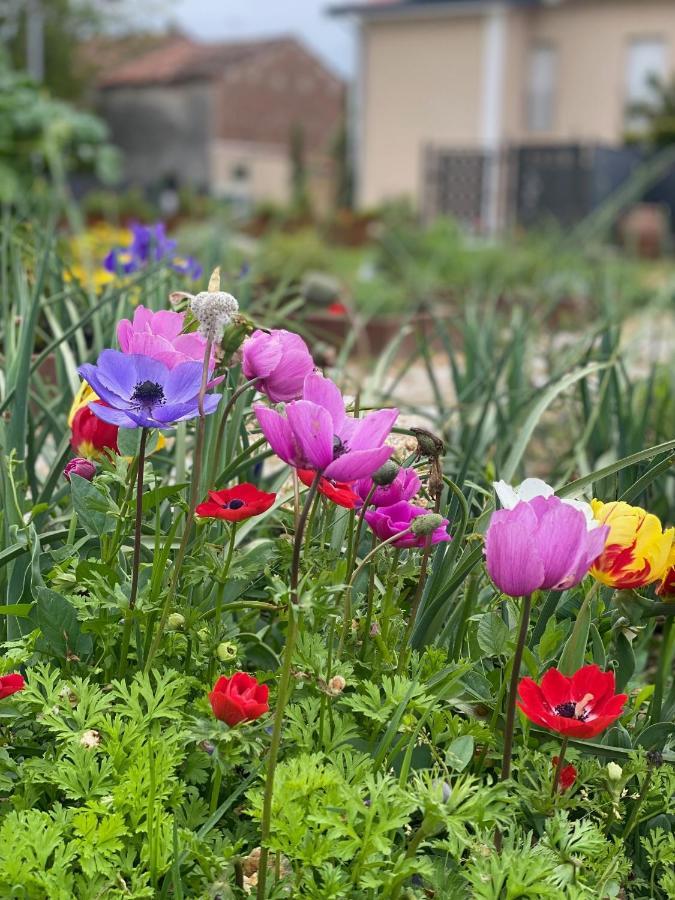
[242,329,315,403]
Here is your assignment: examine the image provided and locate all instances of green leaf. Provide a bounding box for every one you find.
[635,722,675,750]
[558,597,591,675]
[614,633,635,692]
[445,735,474,772]
[69,474,112,536]
[142,482,189,514]
[34,587,92,659]
[0,603,33,617]
[477,612,510,657]
[537,615,567,663]
[590,624,606,669]
[603,723,632,750]
[557,439,675,498]
[117,428,161,458]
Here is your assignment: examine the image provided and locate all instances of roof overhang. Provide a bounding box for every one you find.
[329,0,546,18]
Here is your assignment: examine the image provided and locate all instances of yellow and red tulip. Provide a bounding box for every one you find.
[589,500,673,590]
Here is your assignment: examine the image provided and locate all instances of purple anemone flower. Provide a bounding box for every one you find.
[254,373,398,482]
[78,350,220,429]
[357,466,421,508]
[103,223,202,281]
[365,501,451,549]
[485,495,609,597]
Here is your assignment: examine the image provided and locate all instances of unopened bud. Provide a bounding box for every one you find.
[371,460,400,487]
[327,675,346,695]
[411,513,443,536]
[646,749,663,769]
[607,762,623,782]
[167,613,185,631]
[64,457,96,482]
[216,641,238,662]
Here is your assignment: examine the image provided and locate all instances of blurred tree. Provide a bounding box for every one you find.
[289,122,311,217]
[331,121,354,211]
[626,74,675,147]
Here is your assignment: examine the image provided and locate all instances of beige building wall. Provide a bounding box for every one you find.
[357,0,675,208]
[506,0,675,144]
[359,14,485,207]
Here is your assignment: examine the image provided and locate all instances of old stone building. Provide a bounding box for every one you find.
[96,35,345,209]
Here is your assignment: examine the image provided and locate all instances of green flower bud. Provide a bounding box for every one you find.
[371,460,400,487]
[411,513,443,536]
[607,761,623,782]
[167,613,185,631]
[216,641,238,662]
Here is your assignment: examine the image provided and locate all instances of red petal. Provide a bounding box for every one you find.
[0,673,25,699]
[540,668,572,708]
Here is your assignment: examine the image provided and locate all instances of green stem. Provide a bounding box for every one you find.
[209,762,223,815]
[257,471,323,900]
[396,537,432,674]
[144,342,212,672]
[117,427,148,679]
[551,736,569,797]
[622,768,654,839]
[66,511,77,545]
[208,376,261,486]
[337,527,413,660]
[346,484,376,581]
[495,592,532,851]
[650,617,674,724]
[214,523,237,627]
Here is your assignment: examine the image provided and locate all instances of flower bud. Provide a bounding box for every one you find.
[646,749,663,769]
[191,291,239,342]
[64,457,96,482]
[607,761,623,782]
[371,460,400,487]
[327,675,346,695]
[216,641,238,662]
[167,613,185,632]
[80,729,101,749]
[411,513,444,536]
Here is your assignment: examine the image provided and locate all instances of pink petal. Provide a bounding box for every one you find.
[286,401,333,470]
[346,408,398,451]
[302,374,345,430]
[324,446,392,481]
[485,504,544,596]
[254,405,297,466]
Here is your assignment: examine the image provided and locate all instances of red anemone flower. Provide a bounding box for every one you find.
[196,484,276,522]
[518,664,627,739]
[208,672,269,726]
[0,673,25,700]
[552,756,577,791]
[297,468,359,509]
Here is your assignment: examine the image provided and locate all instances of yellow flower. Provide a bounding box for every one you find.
[590,500,673,590]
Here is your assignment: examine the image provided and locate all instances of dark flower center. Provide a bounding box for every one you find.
[132,380,165,407]
[225,499,245,510]
[554,693,594,722]
[333,435,348,459]
[554,702,577,718]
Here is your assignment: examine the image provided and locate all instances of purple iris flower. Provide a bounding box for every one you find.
[78,350,221,429]
[102,223,202,281]
[485,495,609,597]
[365,501,451,549]
[357,466,421,508]
[255,373,398,482]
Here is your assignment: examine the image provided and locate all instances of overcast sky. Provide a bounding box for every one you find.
[166,0,357,78]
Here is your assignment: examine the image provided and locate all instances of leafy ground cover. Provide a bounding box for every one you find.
[0,214,673,899]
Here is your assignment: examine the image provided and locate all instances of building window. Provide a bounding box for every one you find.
[526,43,557,133]
[625,37,667,130]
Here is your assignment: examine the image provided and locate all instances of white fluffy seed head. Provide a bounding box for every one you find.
[190,291,239,342]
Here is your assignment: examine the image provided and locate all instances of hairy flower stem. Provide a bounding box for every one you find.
[338,527,413,660]
[208,375,261,486]
[144,342,212,673]
[551,736,570,797]
[117,427,148,679]
[650,617,674,725]
[495,592,532,851]
[214,523,237,626]
[396,537,432,674]
[257,471,323,900]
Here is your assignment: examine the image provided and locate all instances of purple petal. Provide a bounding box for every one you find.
[77,364,126,406]
[302,374,345,430]
[286,401,333,470]
[345,408,398,451]
[88,402,137,428]
[163,361,204,403]
[535,499,591,590]
[153,395,219,424]
[255,405,297,466]
[485,503,544,596]
[324,445,393,481]
[93,349,139,398]
[126,353,171,385]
